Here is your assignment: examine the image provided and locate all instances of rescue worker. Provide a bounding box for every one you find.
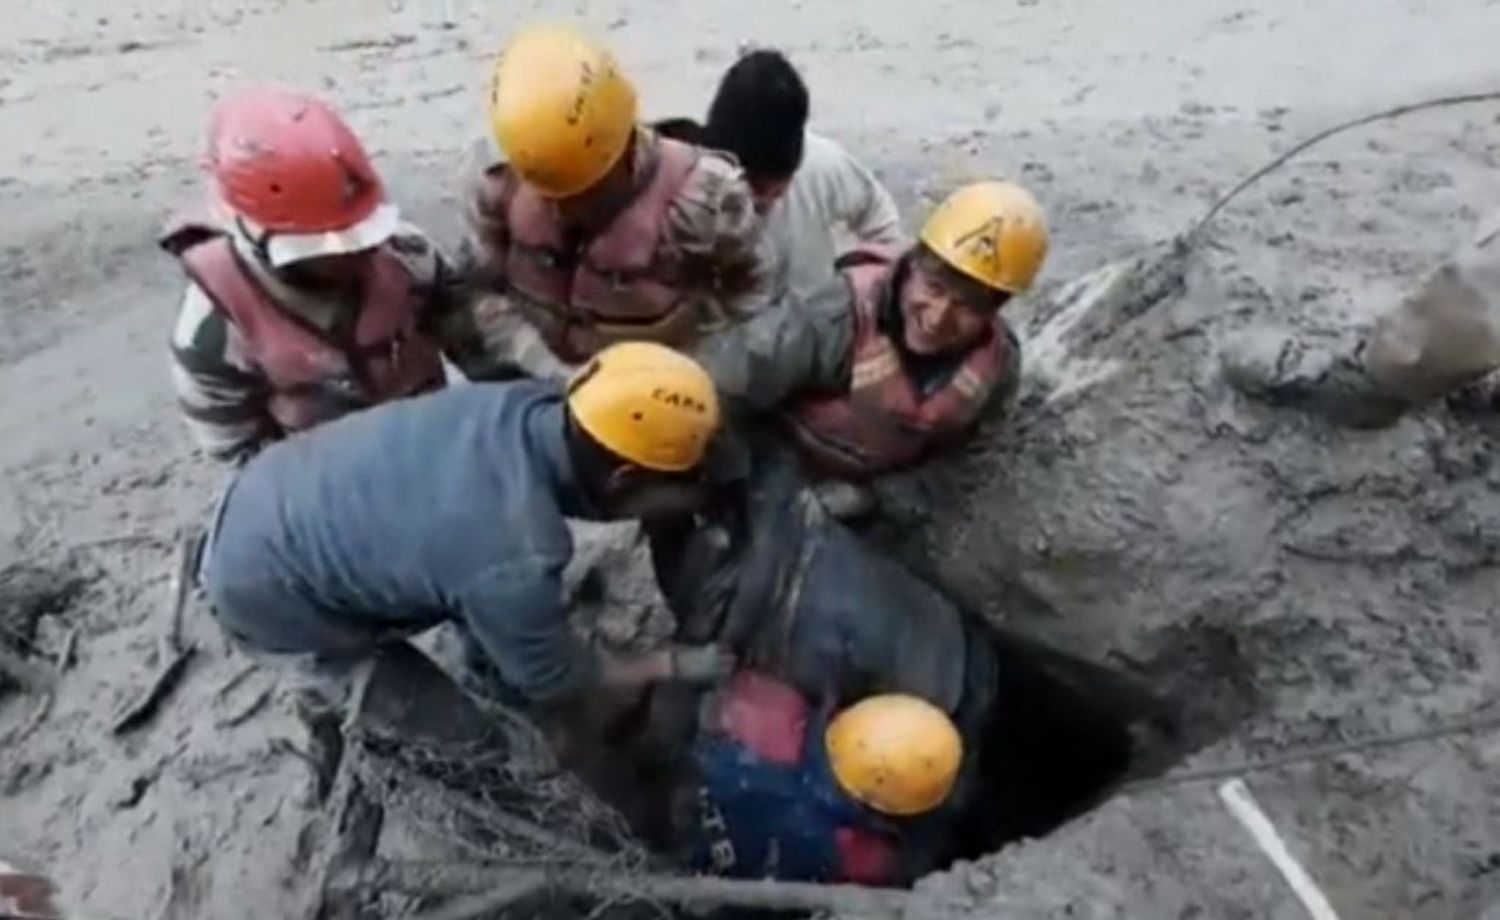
[166,88,502,464]
[696,180,1048,482]
[463,24,766,382]
[656,48,903,304]
[198,343,734,793]
[647,439,1165,874]
[676,674,961,885]
[1220,206,1500,427]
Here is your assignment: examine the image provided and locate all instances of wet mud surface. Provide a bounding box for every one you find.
[4,1,1500,917]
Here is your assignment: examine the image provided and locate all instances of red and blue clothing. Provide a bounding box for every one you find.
[686,672,903,885]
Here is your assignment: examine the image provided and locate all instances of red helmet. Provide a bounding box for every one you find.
[208,89,387,236]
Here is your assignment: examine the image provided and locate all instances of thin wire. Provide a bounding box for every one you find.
[1130,707,1500,792]
[1188,90,1500,241]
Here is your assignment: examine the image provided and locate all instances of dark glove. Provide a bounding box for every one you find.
[670,644,737,684]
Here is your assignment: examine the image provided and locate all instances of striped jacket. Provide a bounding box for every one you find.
[168,224,497,463]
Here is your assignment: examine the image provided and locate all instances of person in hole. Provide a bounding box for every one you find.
[165,88,506,466]
[460,24,766,383]
[195,343,735,800]
[644,441,1165,876]
[691,181,1047,517]
[674,673,961,885]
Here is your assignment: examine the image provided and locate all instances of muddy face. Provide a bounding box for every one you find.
[899,257,997,356]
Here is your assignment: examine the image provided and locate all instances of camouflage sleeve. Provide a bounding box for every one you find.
[468,293,578,384]
[169,284,277,464]
[386,223,521,383]
[458,135,511,293]
[692,274,855,413]
[441,141,578,382]
[664,152,768,320]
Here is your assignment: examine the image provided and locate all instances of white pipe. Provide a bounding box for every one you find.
[1219,778,1343,920]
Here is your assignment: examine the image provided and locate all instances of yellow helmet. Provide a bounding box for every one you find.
[490,24,639,198]
[919,181,1049,295]
[565,342,720,473]
[824,694,963,817]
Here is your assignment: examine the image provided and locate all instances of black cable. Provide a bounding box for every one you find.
[1188,90,1500,241]
[1129,706,1500,792]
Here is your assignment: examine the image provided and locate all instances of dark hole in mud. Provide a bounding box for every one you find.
[677,630,1186,919]
[938,625,1182,866]
[342,629,1191,920]
[0,563,91,693]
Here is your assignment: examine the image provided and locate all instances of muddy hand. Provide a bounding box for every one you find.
[670,644,737,684]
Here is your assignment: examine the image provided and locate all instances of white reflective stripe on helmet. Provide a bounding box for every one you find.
[260,202,401,267]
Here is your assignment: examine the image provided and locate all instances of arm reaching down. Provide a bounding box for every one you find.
[385,225,529,384]
[456,555,599,705]
[693,278,856,414]
[666,151,769,322]
[465,294,579,384]
[457,556,734,705]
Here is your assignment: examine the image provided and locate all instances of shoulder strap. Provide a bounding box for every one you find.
[175,237,276,338]
[159,215,226,257]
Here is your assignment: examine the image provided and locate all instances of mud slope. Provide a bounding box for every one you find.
[3,0,1500,917]
[878,113,1500,918]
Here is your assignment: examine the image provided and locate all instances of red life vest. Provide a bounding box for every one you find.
[160,222,445,435]
[786,251,1013,478]
[495,136,702,363]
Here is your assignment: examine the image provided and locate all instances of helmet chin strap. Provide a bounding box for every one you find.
[234,216,277,267]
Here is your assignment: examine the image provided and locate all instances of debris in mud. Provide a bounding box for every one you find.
[214,683,274,730]
[111,768,159,810]
[0,563,90,695]
[111,645,197,736]
[320,34,417,53]
[335,857,915,919]
[311,646,653,919]
[110,533,199,735]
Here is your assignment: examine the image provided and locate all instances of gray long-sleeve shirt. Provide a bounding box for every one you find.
[204,381,598,703]
[691,273,857,416]
[693,259,1022,420]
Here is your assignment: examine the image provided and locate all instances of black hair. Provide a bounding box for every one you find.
[652,117,706,144]
[701,49,809,181]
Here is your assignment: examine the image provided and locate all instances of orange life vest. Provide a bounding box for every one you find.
[785,251,1012,478]
[161,222,445,435]
[496,137,702,363]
